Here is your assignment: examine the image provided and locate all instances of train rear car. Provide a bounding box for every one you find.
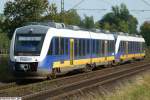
[115,33,145,63]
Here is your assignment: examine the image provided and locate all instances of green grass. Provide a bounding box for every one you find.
[103,74,150,100]
[0,55,14,81]
[146,47,150,60]
[70,72,150,100]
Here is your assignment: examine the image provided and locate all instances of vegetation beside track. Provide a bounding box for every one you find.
[102,72,150,100]
[146,47,150,60]
[0,55,14,81]
[70,68,150,100]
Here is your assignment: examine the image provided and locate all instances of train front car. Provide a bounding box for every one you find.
[9,25,50,79]
[115,33,145,63]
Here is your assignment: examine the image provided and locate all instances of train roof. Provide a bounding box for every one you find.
[16,25,49,34]
[15,22,145,42]
[48,28,115,40]
[117,35,145,42]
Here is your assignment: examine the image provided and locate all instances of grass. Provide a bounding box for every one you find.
[95,48,150,100]
[145,47,150,60]
[0,55,14,81]
[103,73,150,100]
[68,71,150,100]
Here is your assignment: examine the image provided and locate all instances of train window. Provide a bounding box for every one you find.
[99,40,101,56]
[97,40,100,56]
[65,38,69,55]
[128,42,131,54]
[82,39,86,56]
[108,41,112,55]
[77,39,80,57]
[96,40,99,55]
[112,41,115,52]
[108,40,114,54]
[142,42,145,53]
[119,41,122,53]
[119,41,125,54]
[102,40,105,57]
[99,40,102,57]
[139,42,141,53]
[107,41,109,55]
[131,42,133,53]
[60,38,64,55]
[92,39,96,54]
[52,37,65,55]
[74,39,78,57]
[136,42,137,53]
[79,39,82,57]
[48,38,54,55]
[87,39,90,55]
[135,42,137,53]
[54,37,59,55]
[137,42,139,53]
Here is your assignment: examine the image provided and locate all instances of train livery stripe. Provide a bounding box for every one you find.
[120,53,145,60]
[53,56,115,68]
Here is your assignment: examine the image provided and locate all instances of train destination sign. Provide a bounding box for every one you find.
[18,36,42,41]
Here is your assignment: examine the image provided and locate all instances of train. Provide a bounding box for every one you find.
[9,22,145,79]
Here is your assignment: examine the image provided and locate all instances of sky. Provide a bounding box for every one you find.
[0,0,150,29]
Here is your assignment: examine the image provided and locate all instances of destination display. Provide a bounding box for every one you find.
[18,36,42,41]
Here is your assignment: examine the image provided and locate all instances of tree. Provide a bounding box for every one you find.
[98,3,138,33]
[140,22,150,46]
[43,3,60,22]
[0,14,5,32]
[0,32,10,50]
[4,0,49,38]
[80,15,95,29]
[63,9,81,25]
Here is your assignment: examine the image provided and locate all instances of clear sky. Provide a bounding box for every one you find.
[1,0,150,29]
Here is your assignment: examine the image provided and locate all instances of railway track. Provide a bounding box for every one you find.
[23,61,150,100]
[0,82,16,90]
[0,61,149,100]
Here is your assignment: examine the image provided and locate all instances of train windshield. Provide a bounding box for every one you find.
[14,34,45,56]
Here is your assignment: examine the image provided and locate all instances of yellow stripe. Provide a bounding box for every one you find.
[120,53,145,60]
[53,53,145,68]
[53,56,115,68]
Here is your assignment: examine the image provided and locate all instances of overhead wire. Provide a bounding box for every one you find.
[71,0,85,9]
[74,8,150,12]
[140,0,150,7]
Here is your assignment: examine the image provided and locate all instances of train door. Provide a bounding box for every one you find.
[105,40,108,61]
[126,42,128,59]
[70,39,74,65]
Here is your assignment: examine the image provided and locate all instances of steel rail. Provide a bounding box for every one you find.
[22,63,150,100]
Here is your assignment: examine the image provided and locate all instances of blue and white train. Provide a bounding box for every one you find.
[9,22,145,79]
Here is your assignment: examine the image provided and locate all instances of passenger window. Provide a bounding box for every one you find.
[54,37,59,55]
[74,39,78,57]
[65,38,69,55]
[60,38,64,55]
[79,39,82,56]
[48,38,54,55]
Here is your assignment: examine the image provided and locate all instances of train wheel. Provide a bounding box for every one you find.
[47,69,57,80]
[106,62,112,67]
[111,60,118,66]
[47,73,56,80]
[83,64,93,72]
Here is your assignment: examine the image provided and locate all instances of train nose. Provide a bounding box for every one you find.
[15,62,38,72]
[20,64,30,71]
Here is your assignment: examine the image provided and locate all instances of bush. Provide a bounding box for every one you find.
[0,55,14,81]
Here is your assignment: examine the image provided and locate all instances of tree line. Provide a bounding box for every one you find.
[0,0,150,47]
